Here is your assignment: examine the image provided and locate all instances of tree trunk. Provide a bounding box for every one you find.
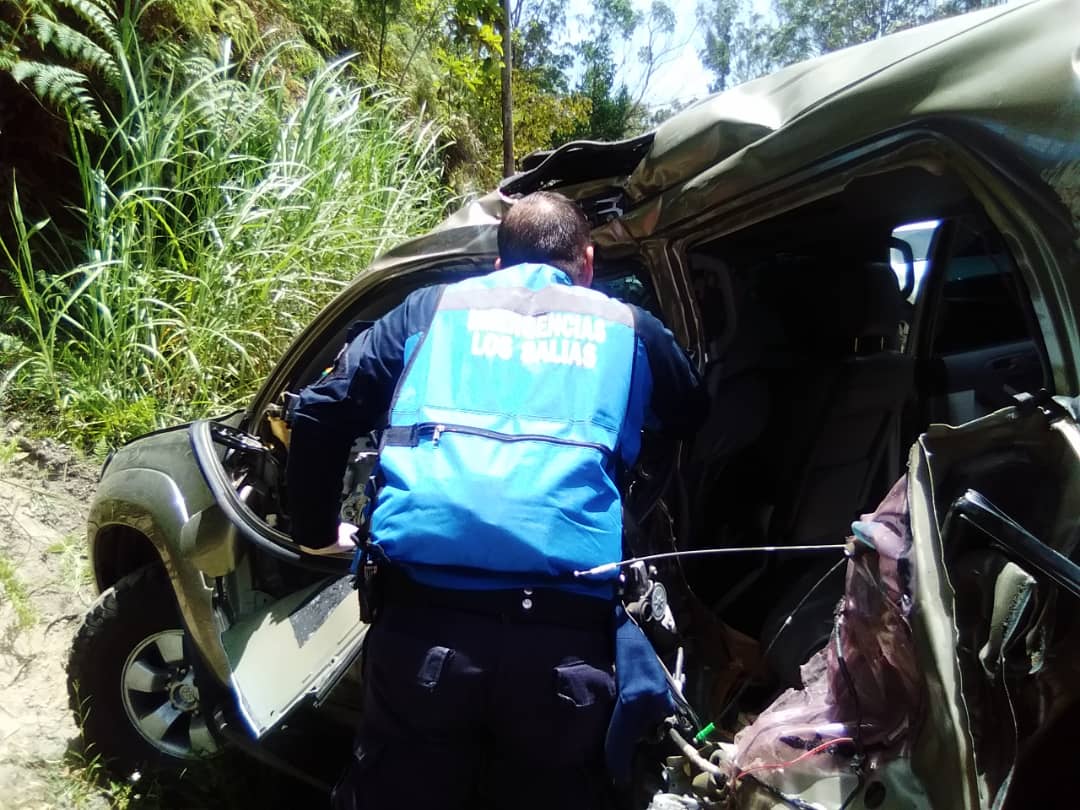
[501,0,514,177]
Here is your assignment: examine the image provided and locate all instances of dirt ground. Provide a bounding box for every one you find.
[0,422,108,809]
[0,421,333,810]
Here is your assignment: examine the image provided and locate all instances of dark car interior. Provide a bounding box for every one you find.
[666,163,1050,701]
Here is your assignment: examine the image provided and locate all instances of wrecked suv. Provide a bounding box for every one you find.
[70,1,1080,807]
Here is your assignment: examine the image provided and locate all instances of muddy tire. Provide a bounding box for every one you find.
[67,565,221,775]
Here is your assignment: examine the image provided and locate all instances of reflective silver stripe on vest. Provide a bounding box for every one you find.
[439,284,634,326]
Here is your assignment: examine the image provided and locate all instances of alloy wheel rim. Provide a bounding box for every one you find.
[120,630,219,760]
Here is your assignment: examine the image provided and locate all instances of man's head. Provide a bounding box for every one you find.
[496,191,594,286]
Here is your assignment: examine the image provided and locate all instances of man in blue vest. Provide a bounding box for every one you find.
[286,191,706,809]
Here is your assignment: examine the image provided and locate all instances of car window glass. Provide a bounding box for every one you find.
[931,224,1032,356]
[592,267,660,317]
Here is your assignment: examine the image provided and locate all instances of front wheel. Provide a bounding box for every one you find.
[67,565,222,774]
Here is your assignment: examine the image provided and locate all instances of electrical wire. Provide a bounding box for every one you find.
[714,557,848,724]
[833,615,866,809]
[833,618,865,757]
[740,774,821,810]
[573,544,849,577]
[838,771,866,810]
[735,736,854,782]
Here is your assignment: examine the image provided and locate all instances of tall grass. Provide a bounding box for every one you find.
[1,20,448,452]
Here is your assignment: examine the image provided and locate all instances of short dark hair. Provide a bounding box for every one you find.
[498,191,591,279]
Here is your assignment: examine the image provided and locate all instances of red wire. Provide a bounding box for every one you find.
[735,736,854,782]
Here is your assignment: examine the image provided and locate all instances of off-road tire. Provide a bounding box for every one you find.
[67,564,219,774]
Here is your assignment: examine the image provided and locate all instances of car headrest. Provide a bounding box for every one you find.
[856,261,904,349]
[815,261,903,353]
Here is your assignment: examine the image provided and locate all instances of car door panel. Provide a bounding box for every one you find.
[919,220,1048,427]
[930,340,1043,423]
[221,575,367,737]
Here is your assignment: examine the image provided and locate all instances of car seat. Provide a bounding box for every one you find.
[766,261,915,547]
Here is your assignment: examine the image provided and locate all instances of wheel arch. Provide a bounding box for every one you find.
[92,523,165,591]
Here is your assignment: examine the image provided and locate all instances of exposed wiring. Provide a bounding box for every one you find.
[740,774,821,810]
[833,616,866,809]
[715,557,848,723]
[838,771,866,810]
[833,618,865,757]
[735,736,854,782]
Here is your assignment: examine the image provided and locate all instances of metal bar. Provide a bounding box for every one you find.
[573,544,849,578]
[949,489,1080,600]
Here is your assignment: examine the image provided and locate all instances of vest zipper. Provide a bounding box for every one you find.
[417,422,610,455]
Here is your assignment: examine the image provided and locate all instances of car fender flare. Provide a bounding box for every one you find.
[89,468,230,685]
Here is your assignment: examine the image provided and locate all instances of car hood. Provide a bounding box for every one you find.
[368,0,1077,276]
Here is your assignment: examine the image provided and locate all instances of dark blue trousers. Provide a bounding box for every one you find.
[332,587,616,810]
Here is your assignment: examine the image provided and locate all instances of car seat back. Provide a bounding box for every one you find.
[768,261,915,546]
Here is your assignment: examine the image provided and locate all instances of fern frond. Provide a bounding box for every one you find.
[31,15,121,88]
[10,60,103,132]
[55,0,120,52]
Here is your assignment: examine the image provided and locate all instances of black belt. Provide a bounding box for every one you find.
[380,568,613,629]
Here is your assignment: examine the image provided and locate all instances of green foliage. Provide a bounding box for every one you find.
[698,0,1007,91]
[10,59,102,129]
[1,18,449,448]
[0,551,37,631]
[0,0,696,448]
[5,0,123,131]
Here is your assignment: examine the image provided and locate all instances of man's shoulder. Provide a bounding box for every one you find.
[394,284,447,325]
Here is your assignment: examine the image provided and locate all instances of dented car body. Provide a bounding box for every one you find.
[75,1,1080,807]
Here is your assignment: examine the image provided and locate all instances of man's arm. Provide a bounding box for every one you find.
[285,286,442,547]
[631,306,709,438]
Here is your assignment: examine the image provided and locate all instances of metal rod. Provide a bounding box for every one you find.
[573,544,849,577]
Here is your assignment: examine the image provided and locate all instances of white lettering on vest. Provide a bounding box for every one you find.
[466,308,611,368]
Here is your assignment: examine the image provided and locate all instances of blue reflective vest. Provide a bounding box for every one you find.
[369,264,647,595]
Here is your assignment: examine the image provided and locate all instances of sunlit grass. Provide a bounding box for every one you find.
[0,550,37,630]
[1,29,449,452]
[46,532,94,597]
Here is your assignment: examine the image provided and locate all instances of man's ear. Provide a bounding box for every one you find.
[494,257,501,270]
[579,245,595,287]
